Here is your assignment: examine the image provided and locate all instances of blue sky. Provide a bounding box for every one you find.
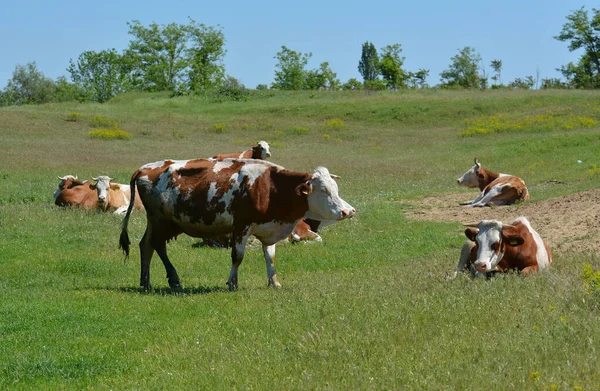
[1,0,596,89]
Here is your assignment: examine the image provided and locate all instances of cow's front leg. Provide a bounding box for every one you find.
[227,228,250,291]
[262,244,281,288]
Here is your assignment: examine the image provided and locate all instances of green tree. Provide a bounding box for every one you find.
[53,76,82,102]
[341,78,363,90]
[126,20,190,92]
[305,62,339,90]
[358,42,379,83]
[408,69,430,88]
[272,46,311,90]
[3,62,56,105]
[187,20,226,91]
[440,46,482,89]
[378,44,407,89]
[490,59,503,86]
[555,7,600,88]
[68,49,131,103]
[508,76,535,89]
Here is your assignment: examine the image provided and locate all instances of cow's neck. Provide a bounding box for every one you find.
[477,168,500,190]
[270,169,312,221]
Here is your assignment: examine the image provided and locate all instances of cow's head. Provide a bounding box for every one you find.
[297,166,355,221]
[457,157,482,188]
[91,176,118,211]
[54,175,80,199]
[463,220,525,273]
[252,140,271,159]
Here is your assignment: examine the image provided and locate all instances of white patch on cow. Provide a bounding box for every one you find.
[252,221,297,245]
[213,160,234,173]
[514,216,551,270]
[114,205,128,215]
[207,182,218,202]
[241,163,268,188]
[140,160,166,170]
[469,183,511,207]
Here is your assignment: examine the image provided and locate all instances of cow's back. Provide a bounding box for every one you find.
[135,159,251,235]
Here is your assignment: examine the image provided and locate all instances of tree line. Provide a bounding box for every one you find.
[1,7,599,107]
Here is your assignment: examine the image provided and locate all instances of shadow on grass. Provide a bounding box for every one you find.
[86,285,229,296]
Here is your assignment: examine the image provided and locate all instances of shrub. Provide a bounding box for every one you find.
[212,123,226,133]
[65,111,82,122]
[580,264,600,294]
[89,115,119,129]
[89,129,132,140]
[324,118,345,130]
[460,109,598,136]
[288,126,309,135]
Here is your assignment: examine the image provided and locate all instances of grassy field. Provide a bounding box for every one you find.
[1,89,599,390]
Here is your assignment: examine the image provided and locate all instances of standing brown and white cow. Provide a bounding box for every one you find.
[119,158,355,290]
[456,216,551,277]
[457,158,529,207]
[212,141,271,160]
[92,176,144,215]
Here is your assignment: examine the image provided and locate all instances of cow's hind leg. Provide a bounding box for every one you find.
[139,228,155,290]
[262,244,281,288]
[152,239,181,289]
[227,228,250,291]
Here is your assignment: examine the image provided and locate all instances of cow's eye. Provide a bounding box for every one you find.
[491,242,499,251]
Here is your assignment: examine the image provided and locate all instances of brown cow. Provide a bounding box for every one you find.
[212,141,271,160]
[457,158,529,207]
[456,216,552,278]
[119,158,355,290]
[54,176,97,210]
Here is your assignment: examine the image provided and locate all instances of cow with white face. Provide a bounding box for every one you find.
[119,158,355,290]
[457,158,529,207]
[91,176,144,215]
[212,141,271,160]
[456,216,551,277]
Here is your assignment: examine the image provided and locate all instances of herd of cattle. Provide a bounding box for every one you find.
[53,143,551,289]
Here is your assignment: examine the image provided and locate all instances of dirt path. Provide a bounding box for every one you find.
[402,189,600,254]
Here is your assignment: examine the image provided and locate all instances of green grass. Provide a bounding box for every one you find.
[1,89,600,389]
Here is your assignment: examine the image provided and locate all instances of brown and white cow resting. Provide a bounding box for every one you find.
[212,141,271,160]
[119,158,355,290]
[54,176,98,210]
[92,176,144,215]
[456,216,551,278]
[457,158,529,207]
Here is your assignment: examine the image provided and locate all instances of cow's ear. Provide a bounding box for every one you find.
[90,183,96,190]
[464,228,478,241]
[295,181,312,197]
[110,183,120,191]
[503,234,525,247]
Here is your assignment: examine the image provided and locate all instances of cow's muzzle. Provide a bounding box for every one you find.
[340,208,356,220]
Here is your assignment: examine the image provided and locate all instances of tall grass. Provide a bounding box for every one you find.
[1,90,599,389]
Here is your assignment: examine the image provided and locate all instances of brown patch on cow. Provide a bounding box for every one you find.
[401,189,600,254]
[55,181,97,209]
[476,167,501,190]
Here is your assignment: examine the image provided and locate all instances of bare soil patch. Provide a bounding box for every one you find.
[403,189,600,254]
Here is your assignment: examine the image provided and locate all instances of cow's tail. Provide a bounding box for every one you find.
[119,170,141,259]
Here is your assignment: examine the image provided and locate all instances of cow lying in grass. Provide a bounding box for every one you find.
[457,158,529,207]
[456,216,551,278]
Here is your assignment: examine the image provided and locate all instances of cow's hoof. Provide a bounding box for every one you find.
[268,277,282,288]
[227,279,238,291]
